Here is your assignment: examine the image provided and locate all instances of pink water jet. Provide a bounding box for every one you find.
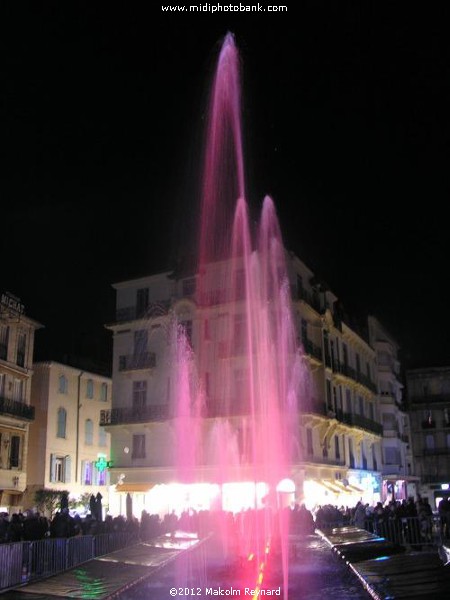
[174,32,305,598]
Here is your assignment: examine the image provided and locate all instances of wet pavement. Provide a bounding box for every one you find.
[1,532,370,599]
[317,526,450,599]
[114,534,370,600]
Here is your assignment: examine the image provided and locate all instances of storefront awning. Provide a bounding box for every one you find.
[320,480,350,494]
[329,480,353,494]
[115,483,155,493]
[345,483,364,494]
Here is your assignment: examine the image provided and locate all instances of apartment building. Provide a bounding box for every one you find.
[368,316,417,502]
[0,291,42,514]
[406,366,450,509]
[25,361,112,513]
[103,252,385,518]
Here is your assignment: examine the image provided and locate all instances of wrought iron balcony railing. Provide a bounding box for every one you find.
[338,411,383,436]
[118,352,156,372]
[100,404,170,426]
[0,396,35,421]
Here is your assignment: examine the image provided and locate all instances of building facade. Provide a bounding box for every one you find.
[291,256,382,509]
[368,315,417,502]
[104,253,385,518]
[25,362,112,514]
[0,291,42,514]
[406,366,450,509]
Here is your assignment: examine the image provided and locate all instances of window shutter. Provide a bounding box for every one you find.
[64,456,72,483]
[50,454,56,483]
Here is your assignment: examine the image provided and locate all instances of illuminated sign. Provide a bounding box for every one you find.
[95,456,113,472]
[1,292,25,315]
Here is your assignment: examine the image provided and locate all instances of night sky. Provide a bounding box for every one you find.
[2,3,449,372]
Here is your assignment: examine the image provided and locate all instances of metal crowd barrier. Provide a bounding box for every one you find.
[0,532,135,593]
[366,515,443,548]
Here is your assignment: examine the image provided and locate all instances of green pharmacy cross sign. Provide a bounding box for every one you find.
[95,457,113,472]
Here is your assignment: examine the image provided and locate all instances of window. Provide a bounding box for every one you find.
[136,288,149,317]
[132,434,146,458]
[447,433,450,449]
[335,435,340,460]
[358,396,364,416]
[134,330,148,355]
[361,447,368,470]
[57,408,67,438]
[100,382,108,402]
[355,353,361,374]
[99,426,108,447]
[82,460,93,485]
[96,464,107,486]
[349,438,355,468]
[58,375,68,394]
[345,389,352,413]
[85,419,94,445]
[326,379,333,411]
[133,381,147,408]
[385,447,400,464]
[372,445,378,471]
[12,379,23,402]
[50,454,71,483]
[0,373,5,397]
[10,435,21,468]
[16,333,26,368]
[343,344,348,366]
[86,379,94,399]
[306,428,313,456]
[0,325,9,361]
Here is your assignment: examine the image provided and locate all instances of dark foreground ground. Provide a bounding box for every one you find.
[1,533,370,600]
[115,534,370,600]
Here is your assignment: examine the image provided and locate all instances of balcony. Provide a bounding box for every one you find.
[305,455,346,467]
[118,352,156,372]
[423,447,450,456]
[115,301,171,323]
[300,335,322,362]
[338,412,383,436]
[0,396,35,421]
[296,288,322,313]
[333,362,377,393]
[100,404,170,426]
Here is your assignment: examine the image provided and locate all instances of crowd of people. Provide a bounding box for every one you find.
[0,494,448,545]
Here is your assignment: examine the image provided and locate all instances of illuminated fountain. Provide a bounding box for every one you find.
[172,33,306,597]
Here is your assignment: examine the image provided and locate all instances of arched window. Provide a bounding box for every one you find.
[85,419,94,445]
[57,408,67,438]
[86,379,94,399]
[58,375,68,394]
[99,426,107,447]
